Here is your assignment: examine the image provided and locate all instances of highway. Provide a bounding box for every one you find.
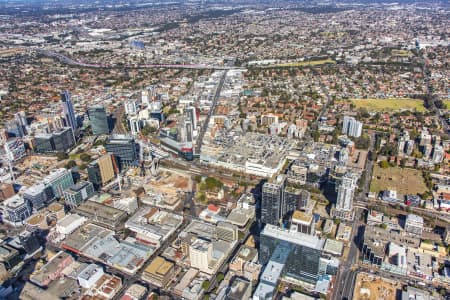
[34,48,242,71]
[194,70,228,154]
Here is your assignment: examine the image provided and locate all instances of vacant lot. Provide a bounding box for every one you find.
[350,98,426,112]
[370,165,428,195]
[354,273,402,300]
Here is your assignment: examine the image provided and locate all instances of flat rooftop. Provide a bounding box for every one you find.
[262,224,324,250]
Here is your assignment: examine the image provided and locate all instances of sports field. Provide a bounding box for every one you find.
[350,98,427,112]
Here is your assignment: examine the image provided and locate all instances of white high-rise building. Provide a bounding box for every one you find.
[189,238,212,273]
[432,145,444,164]
[342,116,363,138]
[125,100,138,115]
[336,173,358,211]
[332,172,358,221]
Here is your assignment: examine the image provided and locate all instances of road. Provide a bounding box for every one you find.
[34,48,241,71]
[331,130,376,300]
[194,70,227,155]
[312,78,333,131]
[421,51,449,133]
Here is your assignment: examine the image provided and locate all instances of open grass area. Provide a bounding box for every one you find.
[370,165,428,195]
[273,58,336,68]
[350,98,427,112]
[443,100,450,110]
[391,49,412,57]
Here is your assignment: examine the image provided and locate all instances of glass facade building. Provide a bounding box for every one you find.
[259,224,326,285]
[105,136,138,169]
[88,105,110,135]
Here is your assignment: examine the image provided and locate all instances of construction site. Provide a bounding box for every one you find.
[353,272,402,300]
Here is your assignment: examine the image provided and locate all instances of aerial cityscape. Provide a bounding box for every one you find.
[0,0,449,299]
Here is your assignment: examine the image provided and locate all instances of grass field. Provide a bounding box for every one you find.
[444,100,450,110]
[370,165,428,195]
[273,58,336,68]
[391,49,412,57]
[350,98,427,112]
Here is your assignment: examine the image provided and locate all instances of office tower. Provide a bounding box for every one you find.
[23,183,55,211]
[61,91,77,131]
[332,172,357,220]
[261,175,285,226]
[19,231,41,255]
[52,127,75,152]
[88,106,110,135]
[34,127,75,153]
[255,225,332,299]
[88,154,117,190]
[105,135,138,169]
[432,145,444,164]
[342,116,362,138]
[44,168,74,198]
[63,181,95,208]
[34,133,54,153]
[3,195,32,223]
[4,138,26,161]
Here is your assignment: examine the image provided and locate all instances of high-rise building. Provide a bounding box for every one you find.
[261,176,285,226]
[52,127,75,152]
[34,127,75,153]
[61,91,77,131]
[255,224,334,298]
[261,175,306,226]
[88,106,110,135]
[342,116,362,138]
[23,183,55,211]
[88,154,117,190]
[105,135,138,169]
[63,181,95,208]
[14,111,27,137]
[185,106,198,131]
[332,172,358,220]
[44,168,74,198]
[283,186,303,217]
[125,100,138,115]
[185,120,193,143]
[189,238,213,273]
[432,145,444,164]
[128,116,142,136]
